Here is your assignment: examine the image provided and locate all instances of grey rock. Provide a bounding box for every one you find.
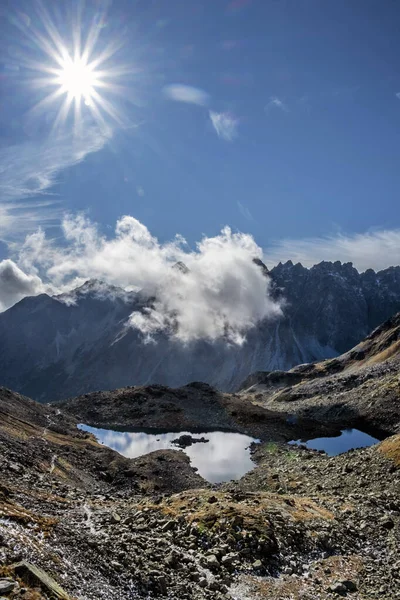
[157,576,168,595]
[342,580,358,592]
[380,516,395,530]
[204,554,220,570]
[161,520,174,532]
[0,580,16,594]
[171,435,209,448]
[110,512,121,523]
[221,553,238,567]
[328,581,348,595]
[8,462,22,473]
[207,580,222,591]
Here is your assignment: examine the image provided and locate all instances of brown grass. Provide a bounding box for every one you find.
[364,339,400,366]
[22,591,47,600]
[144,489,333,535]
[378,434,400,466]
[0,497,58,532]
[9,486,71,505]
[0,413,103,450]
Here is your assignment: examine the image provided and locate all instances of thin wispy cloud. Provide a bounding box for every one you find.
[237,201,253,221]
[265,96,288,113]
[396,92,400,101]
[264,229,400,272]
[0,125,111,241]
[210,111,238,141]
[163,84,210,106]
[0,199,60,244]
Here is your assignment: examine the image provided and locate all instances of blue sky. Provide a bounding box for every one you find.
[0,0,400,270]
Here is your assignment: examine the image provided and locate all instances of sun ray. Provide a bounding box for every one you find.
[73,94,83,134]
[29,87,66,117]
[24,3,129,131]
[87,39,125,71]
[85,98,108,130]
[52,95,74,132]
[89,89,123,126]
[81,16,103,65]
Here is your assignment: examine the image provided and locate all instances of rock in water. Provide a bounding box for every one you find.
[171,434,209,448]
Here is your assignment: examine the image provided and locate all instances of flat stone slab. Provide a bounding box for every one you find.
[13,561,71,600]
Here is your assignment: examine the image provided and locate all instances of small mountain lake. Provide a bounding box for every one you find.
[289,428,380,456]
[78,425,259,483]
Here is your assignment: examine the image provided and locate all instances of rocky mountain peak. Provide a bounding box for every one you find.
[57,279,134,306]
[172,261,190,274]
[1,260,400,401]
[252,257,269,277]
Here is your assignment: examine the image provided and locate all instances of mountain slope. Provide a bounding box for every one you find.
[240,311,400,434]
[1,261,400,401]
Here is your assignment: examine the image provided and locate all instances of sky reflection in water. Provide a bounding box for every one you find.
[78,425,258,484]
[289,428,379,456]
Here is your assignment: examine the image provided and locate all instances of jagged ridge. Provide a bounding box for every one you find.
[0,260,399,401]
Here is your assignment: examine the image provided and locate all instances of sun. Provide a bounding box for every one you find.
[55,56,99,106]
[23,3,131,131]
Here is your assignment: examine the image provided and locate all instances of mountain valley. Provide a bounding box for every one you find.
[0,310,399,599]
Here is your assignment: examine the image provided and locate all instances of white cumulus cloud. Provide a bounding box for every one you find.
[0,259,45,312]
[12,214,281,344]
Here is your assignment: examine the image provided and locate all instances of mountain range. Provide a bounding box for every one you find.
[1,260,400,401]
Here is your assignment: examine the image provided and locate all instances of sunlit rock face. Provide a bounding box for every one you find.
[1,261,400,402]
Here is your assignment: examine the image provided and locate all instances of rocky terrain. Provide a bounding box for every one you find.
[240,312,400,435]
[0,374,399,600]
[1,261,400,401]
[57,381,339,443]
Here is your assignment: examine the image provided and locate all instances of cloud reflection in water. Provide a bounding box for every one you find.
[79,425,258,483]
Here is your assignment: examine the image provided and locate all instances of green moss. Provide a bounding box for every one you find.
[196,521,207,533]
[263,442,279,455]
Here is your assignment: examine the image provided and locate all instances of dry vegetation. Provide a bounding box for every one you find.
[378,434,400,466]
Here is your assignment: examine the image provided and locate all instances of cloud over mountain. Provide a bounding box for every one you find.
[0,259,45,311]
[12,214,281,344]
